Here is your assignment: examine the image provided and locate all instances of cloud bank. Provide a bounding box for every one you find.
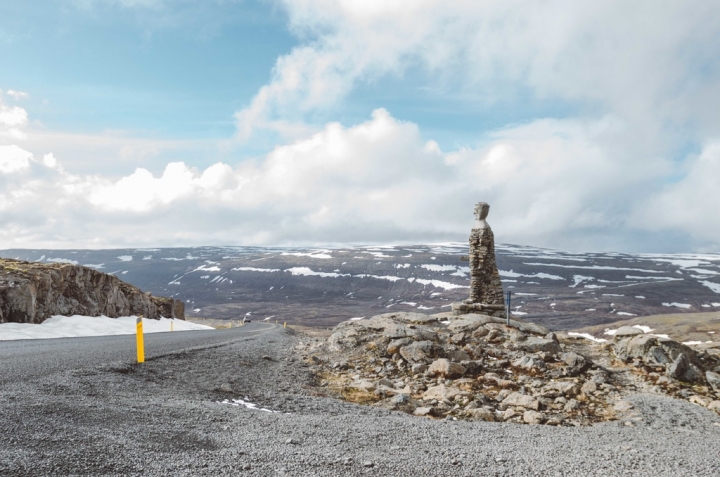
[2,2,720,251]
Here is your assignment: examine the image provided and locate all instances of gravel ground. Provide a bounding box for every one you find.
[2,326,720,476]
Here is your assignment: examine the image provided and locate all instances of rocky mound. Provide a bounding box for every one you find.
[0,258,184,323]
[298,312,720,426]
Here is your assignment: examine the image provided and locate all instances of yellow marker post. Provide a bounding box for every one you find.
[283,322,286,329]
[170,320,174,332]
[136,315,145,363]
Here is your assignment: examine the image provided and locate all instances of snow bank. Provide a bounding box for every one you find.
[0,315,213,341]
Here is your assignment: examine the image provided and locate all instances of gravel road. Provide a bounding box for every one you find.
[2,325,720,476]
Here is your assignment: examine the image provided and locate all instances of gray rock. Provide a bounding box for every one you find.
[502,392,540,410]
[523,410,545,424]
[667,353,705,383]
[561,352,587,368]
[512,356,545,371]
[413,406,435,416]
[706,371,720,391]
[428,359,466,378]
[399,341,441,363]
[466,407,496,421]
[373,312,438,325]
[515,337,561,354]
[0,258,184,324]
[544,381,580,397]
[614,326,644,338]
[387,338,413,355]
[390,394,410,405]
[613,334,658,360]
[411,363,428,374]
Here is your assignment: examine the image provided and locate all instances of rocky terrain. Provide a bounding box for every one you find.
[296,311,720,426]
[0,258,184,323]
[2,244,719,330]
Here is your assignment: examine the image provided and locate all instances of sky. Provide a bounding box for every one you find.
[1,0,720,252]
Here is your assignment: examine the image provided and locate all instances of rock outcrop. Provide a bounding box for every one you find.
[298,311,720,426]
[452,202,505,317]
[0,258,184,323]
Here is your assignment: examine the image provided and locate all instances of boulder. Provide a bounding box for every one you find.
[399,341,441,363]
[613,334,658,360]
[502,392,540,410]
[512,356,545,371]
[667,353,705,383]
[466,407,496,422]
[328,322,370,351]
[447,314,494,333]
[560,352,587,368]
[544,381,580,397]
[387,338,413,355]
[373,312,439,325]
[707,401,720,413]
[515,337,561,354]
[422,384,467,401]
[523,410,545,424]
[428,359,466,378]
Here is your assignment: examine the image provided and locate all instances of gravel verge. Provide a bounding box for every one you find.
[1,326,720,476]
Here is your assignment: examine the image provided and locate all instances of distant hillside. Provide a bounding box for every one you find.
[2,244,718,330]
[0,258,184,324]
[573,311,720,344]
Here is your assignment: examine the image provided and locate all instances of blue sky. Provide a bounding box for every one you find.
[1,1,720,252]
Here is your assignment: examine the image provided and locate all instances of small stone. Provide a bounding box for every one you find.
[285,438,300,445]
[689,395,713,407]
[363,461,374,468]
[220,383,233,392]
[581,380,597,395]
[413,407,435,416]
[707,401,720,413]
[613,400,634,412]
[390,393,410,405]
[262,355,273,361]
[564,399,581,412]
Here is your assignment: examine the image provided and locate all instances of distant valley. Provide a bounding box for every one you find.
[2,244,719,331]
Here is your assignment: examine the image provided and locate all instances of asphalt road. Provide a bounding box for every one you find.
[0,322,276,383]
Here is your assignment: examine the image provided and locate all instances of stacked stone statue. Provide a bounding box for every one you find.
[451,202,506,318]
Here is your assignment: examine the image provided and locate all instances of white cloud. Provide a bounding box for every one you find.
[0,108,701,250]
[235,1,720,142]
[0,145,32,174]
[6,90,28,100]
[0,95,28,139]
[632,143,720,245]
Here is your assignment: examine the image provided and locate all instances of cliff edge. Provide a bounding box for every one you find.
[0,258,184,324]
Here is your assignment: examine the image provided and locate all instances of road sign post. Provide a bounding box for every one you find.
[505,291,511,326]
[136,315,145,363]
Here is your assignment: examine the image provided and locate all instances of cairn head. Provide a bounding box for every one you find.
[473,202,490,228]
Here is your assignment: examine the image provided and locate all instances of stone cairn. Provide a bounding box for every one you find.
[451,202,506,318]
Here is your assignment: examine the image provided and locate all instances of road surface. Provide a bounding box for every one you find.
[0,322,275,383]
